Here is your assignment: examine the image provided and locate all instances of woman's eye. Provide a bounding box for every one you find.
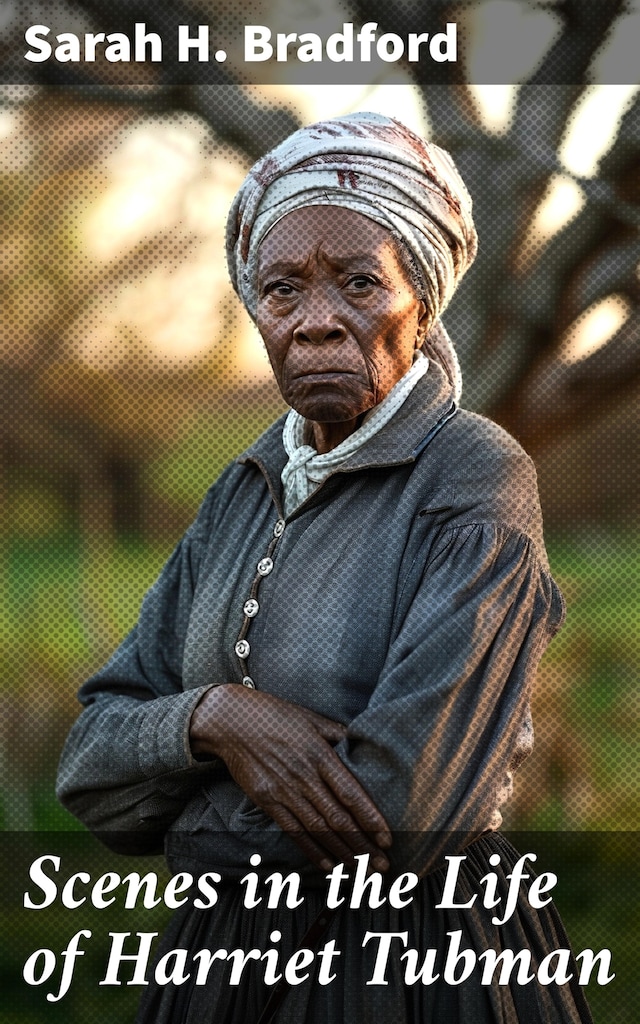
[265,281,294,297]
[347,275,375,291]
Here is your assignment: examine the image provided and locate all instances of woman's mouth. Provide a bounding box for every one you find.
[292,371,358,382]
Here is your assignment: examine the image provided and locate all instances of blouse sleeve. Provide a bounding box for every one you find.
[56,499,219,853]
[337,520,564,877]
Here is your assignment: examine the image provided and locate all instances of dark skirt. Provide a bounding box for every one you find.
[137,833,593,1024]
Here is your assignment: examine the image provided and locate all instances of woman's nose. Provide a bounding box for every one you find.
[292,296,347,345]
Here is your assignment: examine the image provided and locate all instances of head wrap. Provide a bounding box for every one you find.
[226,111,477,401]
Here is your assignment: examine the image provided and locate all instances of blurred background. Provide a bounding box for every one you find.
[1,1,638,1021]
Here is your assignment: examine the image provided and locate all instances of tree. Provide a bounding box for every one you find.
[0,0,637,841]
[1,0,637,531]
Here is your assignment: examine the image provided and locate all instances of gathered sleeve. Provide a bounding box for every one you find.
[56,507,218,853]
[337,520,565,877]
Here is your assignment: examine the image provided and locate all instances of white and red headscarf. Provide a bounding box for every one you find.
[226,111,478,402]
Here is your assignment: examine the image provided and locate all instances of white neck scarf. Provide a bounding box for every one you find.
[281,352,428,517]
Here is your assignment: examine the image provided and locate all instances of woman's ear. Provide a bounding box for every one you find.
[415,300,430,348]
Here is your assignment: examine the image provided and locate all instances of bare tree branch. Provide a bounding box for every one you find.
[499,307,640,451]
[527,0,626,86]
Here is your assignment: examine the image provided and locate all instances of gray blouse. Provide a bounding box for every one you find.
[57,361,564,878]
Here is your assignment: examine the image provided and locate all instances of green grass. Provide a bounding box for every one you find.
[2,529,638,1021]
[513,532,640,832]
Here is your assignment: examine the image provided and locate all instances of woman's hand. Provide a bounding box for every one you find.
[190,684,391,872]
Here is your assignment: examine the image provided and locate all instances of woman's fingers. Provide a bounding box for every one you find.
[191,685,392,867]
[227,740,391,868]
[303,711,348,745]
[318,753,392,847]
[295,711,392,850]
[267,794,389,872]
[250,747,391,868]
[287,781,390,869]
[266,800,364,872]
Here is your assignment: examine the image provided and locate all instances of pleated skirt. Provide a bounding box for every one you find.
[136,833,594,1024]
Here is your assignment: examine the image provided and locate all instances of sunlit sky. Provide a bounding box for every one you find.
[73,79,637,374]
[1,0,637,373]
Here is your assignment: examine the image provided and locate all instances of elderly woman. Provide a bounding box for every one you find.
[57,113,592,1023]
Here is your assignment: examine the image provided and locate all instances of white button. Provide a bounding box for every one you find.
[243,598,259,618]
[242,676,255,689]
[274,520,285,538]
[257,557,273,576]
[235,639,250,659]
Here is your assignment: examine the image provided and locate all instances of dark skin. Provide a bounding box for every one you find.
[190,206,430,872]
[257,205,428,453]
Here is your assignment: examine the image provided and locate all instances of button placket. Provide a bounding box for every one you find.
[233,518,286,688]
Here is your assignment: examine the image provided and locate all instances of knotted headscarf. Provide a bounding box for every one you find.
[226,111,478,402]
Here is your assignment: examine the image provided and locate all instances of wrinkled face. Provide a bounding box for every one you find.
[256,206,427,429]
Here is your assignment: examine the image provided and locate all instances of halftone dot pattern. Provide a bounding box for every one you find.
[2,82,638,1022]
[3,1,638,85]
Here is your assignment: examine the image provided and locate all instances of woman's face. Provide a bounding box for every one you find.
[256,206,427,442]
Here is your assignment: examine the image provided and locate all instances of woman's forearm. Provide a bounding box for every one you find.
[56,685,218,848]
